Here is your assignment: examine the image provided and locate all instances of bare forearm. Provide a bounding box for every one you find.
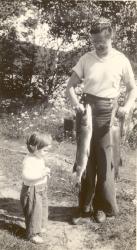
[66,84,85,113]
[66,72,81,108]
[66,85,79,107]
[124,88,137,111]
[118,86,137,118]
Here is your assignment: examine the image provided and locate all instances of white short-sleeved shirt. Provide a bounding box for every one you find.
[72,48,135,98]
[22,155,50,186]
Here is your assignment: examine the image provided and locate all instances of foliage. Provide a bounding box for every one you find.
[39,0,137,56]
[0,0,137,147]
[0,97,68,141]
[0,96,137,149]
[0,0,137,99]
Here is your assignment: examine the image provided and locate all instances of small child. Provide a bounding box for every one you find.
[20,132,52,244]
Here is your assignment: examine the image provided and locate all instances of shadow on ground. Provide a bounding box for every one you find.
[0,220,26,239]
[0,198,25,239]
[0,198,76,238]
[49,206,76,223]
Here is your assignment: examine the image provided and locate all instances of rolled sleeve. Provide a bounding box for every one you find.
[72,56,84,80]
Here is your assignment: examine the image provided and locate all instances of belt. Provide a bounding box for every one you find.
[83,93,116,101]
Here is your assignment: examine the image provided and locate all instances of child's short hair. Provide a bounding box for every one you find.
[27,132,52,153]
[90,17,112,37]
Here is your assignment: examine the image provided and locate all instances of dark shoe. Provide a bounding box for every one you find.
[106,212,117,220]
[106,208,119,217]
[72,211,91,225]
[94,210,106,223]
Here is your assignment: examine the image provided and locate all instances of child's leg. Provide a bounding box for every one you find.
[41,185,48,231]
[20,184,28,224]
[20,184,43,239]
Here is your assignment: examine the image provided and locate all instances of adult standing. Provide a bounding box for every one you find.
[66,18,137,224]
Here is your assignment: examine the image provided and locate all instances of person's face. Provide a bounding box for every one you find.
[92,30,112,56]
[35,145,52,158]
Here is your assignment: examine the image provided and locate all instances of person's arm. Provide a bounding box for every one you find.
[66,71,85,113]
[118,84,137,118]
[117,59,137,118]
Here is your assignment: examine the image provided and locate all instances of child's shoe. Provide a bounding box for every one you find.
[94,210,106,223]
[30,235,44,244]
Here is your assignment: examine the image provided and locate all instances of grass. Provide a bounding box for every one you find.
[0,97,69,141]
[0,137,136,250]
[0,98,136,250]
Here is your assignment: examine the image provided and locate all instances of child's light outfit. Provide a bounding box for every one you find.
[20,154,50,239]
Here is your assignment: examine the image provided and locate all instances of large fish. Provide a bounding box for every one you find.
[73,104,92,186]
[112,108,133,179]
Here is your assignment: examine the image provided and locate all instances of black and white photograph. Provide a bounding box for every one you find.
[0,0,136,249]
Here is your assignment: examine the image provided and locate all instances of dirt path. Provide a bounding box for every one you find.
[0,138,136,250]
[0,139,104,250]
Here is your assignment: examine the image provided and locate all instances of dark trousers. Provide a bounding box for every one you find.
[77,94,119,216]
[20,183,48,238]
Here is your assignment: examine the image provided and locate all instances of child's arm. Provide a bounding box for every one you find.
[43,167,50,178]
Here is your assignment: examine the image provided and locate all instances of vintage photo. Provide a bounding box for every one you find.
[0,1,136,249]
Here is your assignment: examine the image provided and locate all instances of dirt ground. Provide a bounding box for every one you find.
[0,137,136,250]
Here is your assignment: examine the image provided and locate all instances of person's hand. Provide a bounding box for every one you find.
[75,103,85,113]
[74,176,81,192]
[75,175,81,186]
[116,106,131,137]
[114,169,120,181]
[72,172,81,188]
[116,106,130,119]
[43,167,50,178]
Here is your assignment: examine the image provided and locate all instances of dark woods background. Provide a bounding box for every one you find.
[0,0,136,98]
[0,0,137,147]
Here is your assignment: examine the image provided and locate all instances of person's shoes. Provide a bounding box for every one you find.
[72,211,91,225]
[106,211,118,220]
[94,210,106,223]
[30,235,44,244]
[106,207,119,218]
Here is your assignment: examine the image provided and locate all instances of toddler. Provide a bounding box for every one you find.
[20,132,52,244]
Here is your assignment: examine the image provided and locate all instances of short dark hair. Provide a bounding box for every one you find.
[27,132,52,153]
[90,17,112,36]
